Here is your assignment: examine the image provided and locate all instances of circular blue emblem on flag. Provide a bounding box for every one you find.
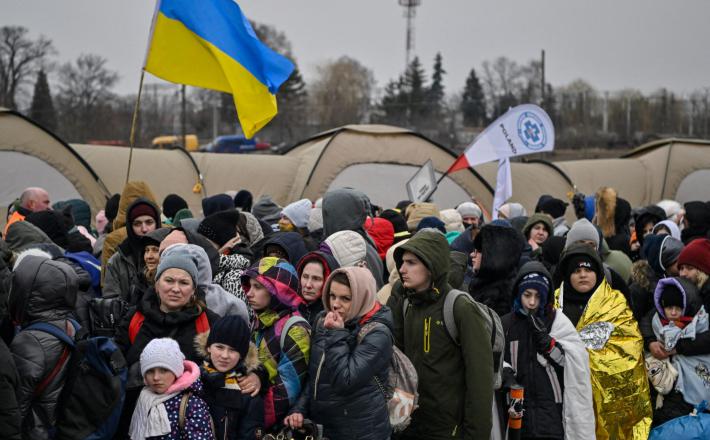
[517,111,547,151]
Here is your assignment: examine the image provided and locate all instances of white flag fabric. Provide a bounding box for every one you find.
[448,104,555,172]
[492,157,512,220]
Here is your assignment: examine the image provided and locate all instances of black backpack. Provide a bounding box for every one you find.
[88,297,130,337]
[25,319,128,439]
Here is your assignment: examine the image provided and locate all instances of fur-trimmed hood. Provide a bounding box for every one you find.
[194,332,261,373]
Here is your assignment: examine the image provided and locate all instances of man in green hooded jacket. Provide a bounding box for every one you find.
[388,229,494,439]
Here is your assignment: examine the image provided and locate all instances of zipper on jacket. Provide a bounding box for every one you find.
[313,352,326,400]
[423,317,431,353]
[452,424,458,436]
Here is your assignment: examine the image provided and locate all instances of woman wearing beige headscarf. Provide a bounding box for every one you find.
[285,266,394,440]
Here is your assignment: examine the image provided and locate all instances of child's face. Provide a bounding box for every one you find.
[664,305,683,321]
[521,289,540,313]
[207,343,241,373]
[144,367,177,394]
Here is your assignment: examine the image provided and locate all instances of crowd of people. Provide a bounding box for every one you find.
[1,182,710,440]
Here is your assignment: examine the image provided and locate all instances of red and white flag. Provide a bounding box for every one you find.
[447,104,555,173]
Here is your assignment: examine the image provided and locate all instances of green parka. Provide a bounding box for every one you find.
[387,230,494,439]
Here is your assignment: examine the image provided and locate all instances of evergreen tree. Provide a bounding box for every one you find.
[461,67,486,126]
[29,69,57,131]
[404,56,428,127]
[378,77,407,126]
[427,52,446,117]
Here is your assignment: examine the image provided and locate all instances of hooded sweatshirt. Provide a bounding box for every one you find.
[322,189,384,288]
[241,258,310,429]
[388,230,493,439]
[161,244,249,324]
[468,223,524,317]
[291,266,393,440]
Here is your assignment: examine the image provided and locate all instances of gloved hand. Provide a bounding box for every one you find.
[528,313,554,354]
[501,365,517,390]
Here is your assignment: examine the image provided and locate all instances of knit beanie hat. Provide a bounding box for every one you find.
[456,202,482,219]
[172,208,194,227]
[281,199,312,229]
[677,238,710,275]
[128,202,159,225]
[140,338,185,378]
[499,202,528,219]
[405,202,440,231]
[565,254,598,277]
[307,198,324,233]
[155,253,199,286]
[105,193,121,222]
[242,212,264,245]
[207,315,251,360]
[417,216,446,235]
[379,209,410,242]
[565,218,600,250]
[198,209,240,247]
[660,237,684,272]
[141,228,171,249]
[440,209,465,233]
[395,200,412,213]
[538,197,568,219]
[163,194,188,220]
[202,194,234,217]
[234,190,253,212]
[659,283,684,309]
[535,195,554,213]
[518,272,551,308]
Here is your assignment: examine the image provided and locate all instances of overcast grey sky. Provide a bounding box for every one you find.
[3,0,709,97]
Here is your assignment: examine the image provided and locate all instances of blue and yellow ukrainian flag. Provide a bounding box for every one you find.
[144,0,294,138]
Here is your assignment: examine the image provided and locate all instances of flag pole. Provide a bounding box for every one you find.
[125,69,146,184]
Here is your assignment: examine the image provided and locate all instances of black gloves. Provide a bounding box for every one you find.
[528,313,554,354]
[201,370,226,390]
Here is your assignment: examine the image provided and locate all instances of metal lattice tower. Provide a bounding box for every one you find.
[399,0,421,69]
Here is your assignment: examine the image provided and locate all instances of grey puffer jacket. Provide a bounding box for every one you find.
[102,245,138,301]
[291,306,393,440]
[8,256,78,440]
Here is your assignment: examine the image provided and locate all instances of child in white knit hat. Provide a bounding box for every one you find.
[129,338,215,439]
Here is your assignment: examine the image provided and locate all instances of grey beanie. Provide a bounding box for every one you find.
[156,253,199,286]
[660,236,684,272]
[565,218,600,250]
[140,338,185,377]
[457,202,482,218]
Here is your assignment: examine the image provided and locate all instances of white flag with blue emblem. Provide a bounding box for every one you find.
[447,104,555,172]
[492,157,513,219]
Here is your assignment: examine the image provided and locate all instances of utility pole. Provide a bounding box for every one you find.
[602,91,609,133]
[399,0,421,69]
[540,49,545,107]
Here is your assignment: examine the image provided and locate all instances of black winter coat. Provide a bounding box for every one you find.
[501,311,564,439]
[0,336,21,440]
[114,287,219,389]
[291,306,393,440]
[8,256,78,440]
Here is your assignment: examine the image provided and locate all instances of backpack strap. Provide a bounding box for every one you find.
[442,289,469,345]
[195,311,210,334]
[280,315,310,351]
[178,391,191,430]
[24,321,77,398]
[128,311,145,344]
[179,391,215,435]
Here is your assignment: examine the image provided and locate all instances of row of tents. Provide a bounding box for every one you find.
[2,107,709,223]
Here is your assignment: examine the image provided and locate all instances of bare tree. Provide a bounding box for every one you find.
[56,54,119,142]
[310,56,375,130]
[0,26,55,108]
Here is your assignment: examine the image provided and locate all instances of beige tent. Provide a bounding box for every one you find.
[2,107,709,226]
